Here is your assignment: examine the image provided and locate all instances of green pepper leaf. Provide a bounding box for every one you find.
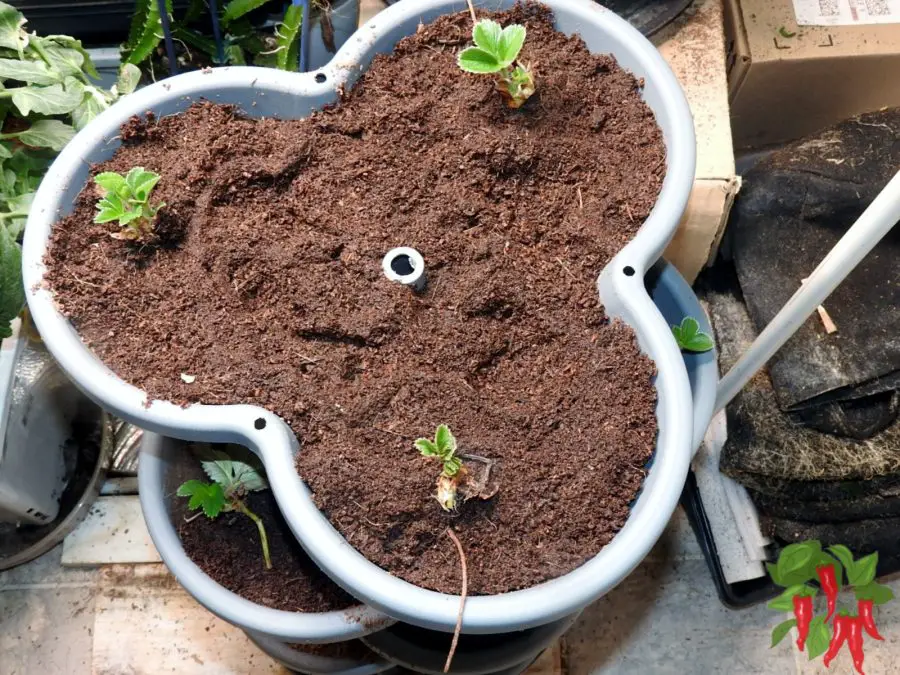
[805,616,830,660]
[16,119,75,151]
[848,552,878,587]
[767,584,812,611]
[770,618,796,648]
[0,224,24,339]
[457,47,501,74]
[827,545,855,577]
[777,542,820,582]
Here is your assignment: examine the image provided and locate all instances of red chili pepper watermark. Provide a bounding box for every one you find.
[767,541,894,674]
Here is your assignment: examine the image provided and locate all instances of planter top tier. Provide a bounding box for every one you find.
[23,0,695,633]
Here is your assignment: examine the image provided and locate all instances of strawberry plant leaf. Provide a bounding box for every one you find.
[177,480,226,518]
[472,19,502,54]
[457,47,501,74]
[16,119,75,151]
[681,332,714,353]
[672,317,714,353]
[196,447,268,494]
[806,617,830,660]
[415,438,438,457]
[0,224,24,339]
[435,423,455,456]
[0,57,59,85]
[770,618,796,647]
[497,24,526,66]
[94,172,127,195]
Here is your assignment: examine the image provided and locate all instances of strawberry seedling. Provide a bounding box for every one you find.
[671,316,714,353]
[177,449,272,569]
[415,424,465,511]
[457,19,535,108]
[93,167,165,241]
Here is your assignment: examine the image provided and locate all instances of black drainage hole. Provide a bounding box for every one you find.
[623,266,635,277]
[390,253,415,276]
[254,418,267,430]
[315,73,327,84]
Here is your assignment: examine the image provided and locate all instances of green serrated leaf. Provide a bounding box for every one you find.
[41,44,85,78]
[457,47,501,74]
[435,424,455,455]
[275,3,303,72]
[806,616,830,660]
[0,224,24,340]
[415,438,438,457]
[673,316,714,353]
[176,479,206,497]
[770,618,796,647]
[0,57,59,85]
[125,167,161,201]
[94,172,127,195]
[116,63,141,96]
[0,3,28,56]
[444,455,462,477]
[11,79,84,116]
[16,119,75,151]
[72,89,108,131]
[125,0,163,66]
[848,552,878,587]
[45,35,100,79]
[472,20,502,55]
[222,0,270,25]
[126,0,151,50]
[497,24,526,67]
[681,333,714,353]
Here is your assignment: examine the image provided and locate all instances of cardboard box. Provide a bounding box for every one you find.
[358,0,737,282]
[726,0,900,149]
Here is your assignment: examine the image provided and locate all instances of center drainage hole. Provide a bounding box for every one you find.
[390,253,416,276]
[623,266,635,277]
[315,73,327,83]
[254,418,267,430]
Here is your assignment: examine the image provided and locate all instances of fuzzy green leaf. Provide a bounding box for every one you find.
[443,455,462,477]
[0,57,59,85]
[41,44,85,78]
[116,63,141,96]
[11,79,84,116]
[275,3,303,72]
[415,438,439,457]
[0,3,28,55]
[0,224,24,340]
[45,35,100,79]
[94,172,127,196]
[16,119,75,151]
[497,24,526,66]
[770,619,796,648]
[177,480,226,518]
[472,20,502,55]
[71,89,108,131]
[125,167,161,202]
[2,191,31,239]
[435,424,456,456]
[222,0,270,25]
[457,47,501,74]
[672,316,714,353]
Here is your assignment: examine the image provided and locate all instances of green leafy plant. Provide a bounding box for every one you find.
[93,167,165,240]
[0,1,139,338]
[123,0,315,73]
[671,316,714,353]
[415,424,465,511]
[177,448,272,569]
[457,19,535,109]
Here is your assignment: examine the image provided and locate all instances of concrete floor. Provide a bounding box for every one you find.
[2,508,898,674]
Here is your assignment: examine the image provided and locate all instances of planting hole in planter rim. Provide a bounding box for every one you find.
[24,0,695,633]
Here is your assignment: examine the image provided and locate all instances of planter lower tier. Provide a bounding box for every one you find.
[245,631,392,675]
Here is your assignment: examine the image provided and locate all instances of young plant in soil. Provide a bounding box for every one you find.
[93,167,165,241]
[457,19,535,108]
[416,424,465,511]
[671,316,714,353]
[177,450,272,569]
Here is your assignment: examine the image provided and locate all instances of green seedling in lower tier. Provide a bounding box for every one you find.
[93,166,165,240]
[457,19,535,108]
[415,424,465,511]
[671,316,714,353]
[177,450,272,569]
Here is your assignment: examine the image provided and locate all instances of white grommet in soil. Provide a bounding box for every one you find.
[382,247,426,292]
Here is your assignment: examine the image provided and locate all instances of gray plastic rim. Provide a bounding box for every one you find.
[138,433,394,642]
[23,0,695,634]
[245,631,393,675]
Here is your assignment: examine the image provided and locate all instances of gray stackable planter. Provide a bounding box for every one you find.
[138,433,394,654]
[24,0,697,643]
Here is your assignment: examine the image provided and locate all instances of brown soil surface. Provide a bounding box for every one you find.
[46,4,662,594]
[177,480,355,612]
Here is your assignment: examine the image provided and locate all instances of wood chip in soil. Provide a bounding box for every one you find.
[46,4,661,595]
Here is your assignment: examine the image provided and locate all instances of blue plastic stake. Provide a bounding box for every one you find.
[209,0,226,65]
[295,0,312,73]
[157,0,179,76]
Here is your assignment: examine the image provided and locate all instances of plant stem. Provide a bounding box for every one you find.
[444,528,468,673]
[234,498,272,570]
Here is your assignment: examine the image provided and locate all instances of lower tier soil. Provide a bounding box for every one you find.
[177,469,354,613]
[47,4,661,594]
